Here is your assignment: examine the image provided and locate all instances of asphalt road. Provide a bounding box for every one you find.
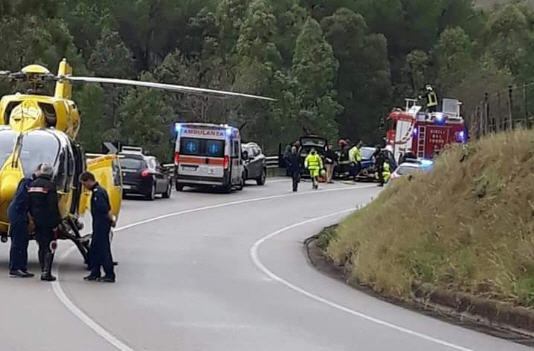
[0,178,529,351]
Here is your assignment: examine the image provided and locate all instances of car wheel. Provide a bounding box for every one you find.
[162,182,172,198]
[176,181,184,192]
[256,169,266,186]
[237,176,244,191]
[146,183,156,201]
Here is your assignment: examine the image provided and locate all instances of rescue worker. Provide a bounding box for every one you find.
[80,171,116,283]
[324,144,337,183]
[305,148,323,190]
[28,163,62,282]
[373,146,386,186]
[424,85,438,112]
[8,174,36,278]
[382,161,391,184]
[348,141,363,181]
[286,146,301,192]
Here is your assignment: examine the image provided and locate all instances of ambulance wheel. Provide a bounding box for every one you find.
[256,169,266,186]
[162,183,172,198]
[146,184,156,201]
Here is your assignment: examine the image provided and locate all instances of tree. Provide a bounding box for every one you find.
[322,8,391,142]
[435,27,474,94]
[291,17,341,141]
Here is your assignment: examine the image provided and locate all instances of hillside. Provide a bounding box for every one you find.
[327,130,534,307]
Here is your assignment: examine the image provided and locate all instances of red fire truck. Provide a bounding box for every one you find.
[386,98,467,162]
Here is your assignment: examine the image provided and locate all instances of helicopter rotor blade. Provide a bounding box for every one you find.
[61,76,276,101]
[0,71,11,77]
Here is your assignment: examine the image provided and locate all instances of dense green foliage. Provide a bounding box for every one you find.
[0,0,532,159]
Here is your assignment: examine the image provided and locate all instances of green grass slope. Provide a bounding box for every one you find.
[328,130,534,307]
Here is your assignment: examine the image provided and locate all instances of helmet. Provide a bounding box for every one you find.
[426,85,433,91]
[320,169,326,178]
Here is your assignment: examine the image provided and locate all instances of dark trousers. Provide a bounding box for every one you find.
[9,221,29,272]
[90,225,115,278]
[350,162,361,180]
[291,171,300,192]
[35,225,54,273]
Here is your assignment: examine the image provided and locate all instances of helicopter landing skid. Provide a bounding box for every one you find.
[64,217,91,266]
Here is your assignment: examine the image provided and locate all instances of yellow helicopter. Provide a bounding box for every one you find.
[0,59,273,264]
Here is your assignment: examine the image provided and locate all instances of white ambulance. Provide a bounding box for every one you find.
[174,123,244,192]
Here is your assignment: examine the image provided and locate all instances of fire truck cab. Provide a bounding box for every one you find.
[386,98,467,162]
[174,123,244,192]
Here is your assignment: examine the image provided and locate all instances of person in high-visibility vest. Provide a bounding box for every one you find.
[348,142,363,181]
[382,162,391,184]
[305,148,323,190]
[425,85,438,112]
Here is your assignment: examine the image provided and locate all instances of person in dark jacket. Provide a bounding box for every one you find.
[8,176,35,278]
[324,144,338,183]
[286,146,301,192]
[373,147,387,187]
[80,171,116,283]
[28,164,62,281]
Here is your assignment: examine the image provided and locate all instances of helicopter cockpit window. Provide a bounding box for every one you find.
[0,131,17,169]
[19,131,60,180]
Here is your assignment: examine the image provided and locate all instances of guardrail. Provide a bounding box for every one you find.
[266,156,279,169]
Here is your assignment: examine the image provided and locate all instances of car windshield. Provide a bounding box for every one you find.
[396,165,421,176]
[180,138,225,158]
[120,157,145,170]
[300,137,326,147]
[360,148,375,160]
[19,131,60,178]
[0,130,17,169]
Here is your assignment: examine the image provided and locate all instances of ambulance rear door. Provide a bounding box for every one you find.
[178,136,225,180]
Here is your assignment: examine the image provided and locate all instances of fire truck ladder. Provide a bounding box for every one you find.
[417,126,426,158]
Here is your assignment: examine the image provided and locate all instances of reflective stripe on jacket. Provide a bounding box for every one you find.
[305,154,322,170]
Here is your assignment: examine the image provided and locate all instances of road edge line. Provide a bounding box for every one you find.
[250,210,475,351]
[52,184,376,351]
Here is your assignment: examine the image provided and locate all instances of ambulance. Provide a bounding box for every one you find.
[173,123,244,192]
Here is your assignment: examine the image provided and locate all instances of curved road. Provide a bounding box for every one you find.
[0,179,529,351]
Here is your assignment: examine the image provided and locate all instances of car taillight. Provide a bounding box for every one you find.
[174,153,180,164]
[141,169,150,178]
[224,155,230,169]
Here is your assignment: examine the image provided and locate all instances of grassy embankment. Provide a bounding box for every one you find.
[326,129,534,308]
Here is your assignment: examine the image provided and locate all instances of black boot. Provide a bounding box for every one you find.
[41,253,56,282]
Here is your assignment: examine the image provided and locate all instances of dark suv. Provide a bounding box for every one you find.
[119,150,172,200]
[241,142,266,185]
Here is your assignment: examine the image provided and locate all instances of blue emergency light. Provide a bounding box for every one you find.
[174,123,182,133]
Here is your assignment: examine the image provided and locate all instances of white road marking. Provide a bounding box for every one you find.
[250,210,475,351]
[52,184,376,351]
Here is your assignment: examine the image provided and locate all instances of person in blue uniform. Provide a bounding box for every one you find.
[8,175,35,278]
[80,171,116,283]
[28,164,62,282]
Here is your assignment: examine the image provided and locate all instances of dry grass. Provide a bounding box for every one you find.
[327,129,534,307]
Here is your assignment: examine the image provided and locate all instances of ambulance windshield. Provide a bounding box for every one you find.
[180,138,224,158]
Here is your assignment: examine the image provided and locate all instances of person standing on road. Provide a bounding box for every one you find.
[324,144,337,184]
[28,164,62,282]
[286,146,301,192]
[349,141,363,182]
[8,174,36,278]
[305,148,323,190]
[373,147,386,187]
[80,171,116,283]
